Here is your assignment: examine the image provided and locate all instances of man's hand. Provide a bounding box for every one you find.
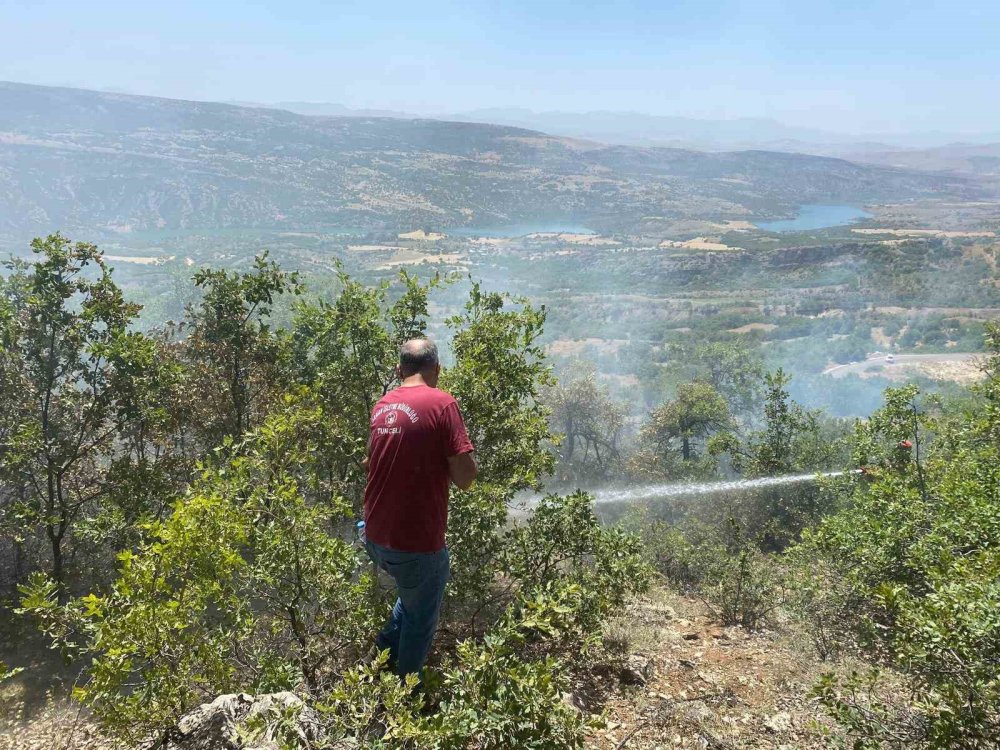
[447,452,478,490]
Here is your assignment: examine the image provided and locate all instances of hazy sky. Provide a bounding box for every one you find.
[1,0,998,134]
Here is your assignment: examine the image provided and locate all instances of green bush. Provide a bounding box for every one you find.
[421,588,590,750]
[439,284,556,621]
[795,328,1000,747]
[697,534,783,630]
[783,552,861,661]
[310,586,594,750]
[636,516,782,630]
[503,492,652,643]
[19,398,380,742]
[635,519,704,590]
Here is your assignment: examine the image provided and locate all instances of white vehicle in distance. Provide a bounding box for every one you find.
[886,353,895,364]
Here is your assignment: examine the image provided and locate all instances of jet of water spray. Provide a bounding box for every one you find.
[592,470,860,505]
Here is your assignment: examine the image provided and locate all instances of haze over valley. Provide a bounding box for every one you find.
[2,80,998,418]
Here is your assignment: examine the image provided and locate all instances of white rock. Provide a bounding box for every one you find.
[764,711,793,733]
[155,692,323,750]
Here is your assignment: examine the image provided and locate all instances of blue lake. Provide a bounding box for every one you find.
[449,222,595,238]
[756,204,872,233]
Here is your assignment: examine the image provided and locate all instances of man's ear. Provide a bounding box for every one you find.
[396,364,404,380]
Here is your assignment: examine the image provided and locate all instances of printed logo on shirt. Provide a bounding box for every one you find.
[372,402,420,425]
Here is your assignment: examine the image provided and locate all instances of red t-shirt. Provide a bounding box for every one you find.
[363,384,474,553]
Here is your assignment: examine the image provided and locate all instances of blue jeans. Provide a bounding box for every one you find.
[365,539,450,679]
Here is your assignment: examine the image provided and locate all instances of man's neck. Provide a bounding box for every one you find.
[399,373,432,388]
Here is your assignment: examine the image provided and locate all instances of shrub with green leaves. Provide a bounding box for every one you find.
[782,552,860,661]
[20,397,379,743]
[503,491,651,642]
[700,542,782,630]
[439,284,556,619]
[635,518,705,590]
[631,514,782,630]
[310,585,595,750]
[422,601,588,750]
[794,325,1000,747]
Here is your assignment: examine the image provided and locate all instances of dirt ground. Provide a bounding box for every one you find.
[0,614,105,750]
[580,588,848,749]
[0,701,104,750]
[1,586,854,749]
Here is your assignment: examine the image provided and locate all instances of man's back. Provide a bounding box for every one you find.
[363,384,473,553]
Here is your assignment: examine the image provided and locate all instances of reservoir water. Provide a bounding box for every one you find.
[756,204,871,232]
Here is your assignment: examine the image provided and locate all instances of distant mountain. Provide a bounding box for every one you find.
[233,100,417,119]
[229,100,1000,157]
[0,81,980,242]
[847,143,1000,176]
[446,108,843,149]
[444,109,1000,155]
[245,104,909,154]
[237,101,1000,156]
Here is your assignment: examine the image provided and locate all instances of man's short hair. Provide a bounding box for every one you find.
[399,338,439,377]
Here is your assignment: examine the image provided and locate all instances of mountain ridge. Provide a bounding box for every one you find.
[220,97,1000,155]
[0,81,983,243]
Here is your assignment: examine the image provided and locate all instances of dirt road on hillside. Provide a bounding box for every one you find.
[823,352,983,379]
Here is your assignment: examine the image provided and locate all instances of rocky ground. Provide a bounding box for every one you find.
[0,700,104,750]
[1,586,857,749]
[581,588,853,749]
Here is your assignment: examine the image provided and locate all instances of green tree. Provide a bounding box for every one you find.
[710,368,822,477]
[84,326,187,561]
[662,339,763,418]
[180,253,301,447]
[545,364,628,484]
[0,235,165,597]
[291,271,435,504]
[443,284,554,491]
[440,284,556,620]
[706,369,850,547]
[633,381,730,479]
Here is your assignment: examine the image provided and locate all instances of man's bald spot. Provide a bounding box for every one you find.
[399,338,439,377]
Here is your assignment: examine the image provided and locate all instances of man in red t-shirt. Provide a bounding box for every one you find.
[363,338,476,679]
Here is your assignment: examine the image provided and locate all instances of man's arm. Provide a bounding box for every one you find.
[442,399,476,490]
[447,451,478,490]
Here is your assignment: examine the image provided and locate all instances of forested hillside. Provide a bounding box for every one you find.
[0,82,978,243]
[1,235,997,748]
